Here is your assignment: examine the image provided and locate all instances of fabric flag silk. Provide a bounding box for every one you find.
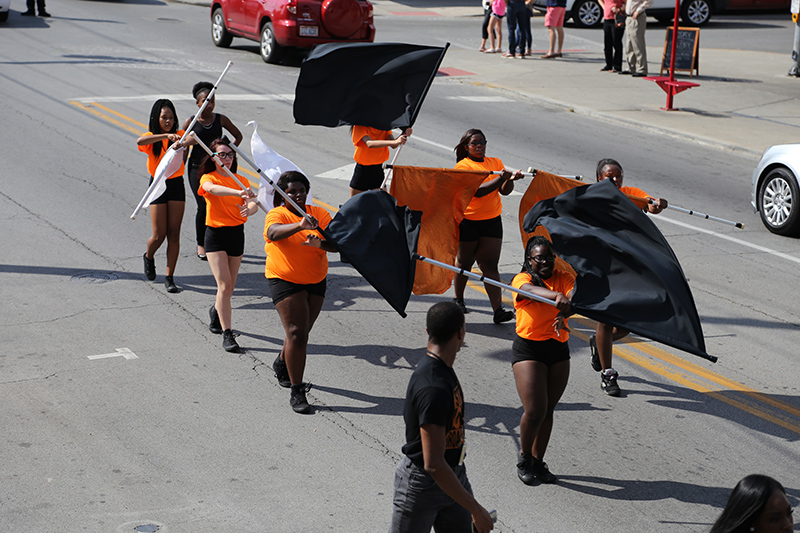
[294,42,449,130]
[249,121,312,211]
[523,179,713,362]
[142,145,185,208]
[321,190,421,318]
[389,166,488,295]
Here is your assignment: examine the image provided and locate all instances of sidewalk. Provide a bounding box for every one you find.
[371,1,800,156]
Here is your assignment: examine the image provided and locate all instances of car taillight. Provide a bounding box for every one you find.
[287,0,296,15]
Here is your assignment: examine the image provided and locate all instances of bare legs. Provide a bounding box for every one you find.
[595,322,630,371]
[145,200,185,276]
[206,251,243,331]
[454,236,504,312]
[275,291,325,386]
[513,359,570,460]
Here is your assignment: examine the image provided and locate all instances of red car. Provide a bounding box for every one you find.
[211,0,375,63]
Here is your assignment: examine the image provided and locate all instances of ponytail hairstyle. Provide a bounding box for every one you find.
[522,235,554,287]
[596,158,623,182]
[148,99,178,159]
[192,81,214,101]
[198,137,237,177]
[454,128,485,163]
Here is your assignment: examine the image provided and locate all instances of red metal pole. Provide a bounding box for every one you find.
[665,0,681,108]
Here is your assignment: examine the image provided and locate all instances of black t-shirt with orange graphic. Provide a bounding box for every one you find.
[401,354,465,469]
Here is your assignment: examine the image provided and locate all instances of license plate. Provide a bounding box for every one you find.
[299,25,319,36]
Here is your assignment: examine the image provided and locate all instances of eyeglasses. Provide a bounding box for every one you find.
[215,151,234,159]
[530,255,555,264]
[468,140,487,146]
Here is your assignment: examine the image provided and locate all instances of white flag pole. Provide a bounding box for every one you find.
[131,61,234,219]
[189,133,270,214]
[229,142,315,224]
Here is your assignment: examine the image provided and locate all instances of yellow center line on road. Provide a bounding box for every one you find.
[89,102,148,130]
[466,276,800,435]
[70,101,143,135]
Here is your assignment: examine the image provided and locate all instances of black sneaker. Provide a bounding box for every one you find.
[601,369,621,396]
[273,354,291,388]
[38,11,50,16]
[532,457,557,483]
[493,307,514,324]
[20,10,35,15]
[165,276,179,293]
[222,329,240,353]
[143,253,156,281]
[209,305,222,334]
[589,334,601,372]
[453,298,470,314]
[290,382,313,414]
[517,453,536,486]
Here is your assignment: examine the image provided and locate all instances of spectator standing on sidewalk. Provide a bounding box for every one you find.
[485,0,505,53]
[599,0,626,72]
[623,0,652,76]
[503,0,529,58]
[589,158,667,396]
[21,0,49,16]
[480,0,493,52]
[388,301,495,533]
[541,0,566,58]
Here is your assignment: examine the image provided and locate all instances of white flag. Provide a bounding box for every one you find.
[142,145,186,208]
[249,121,311,211]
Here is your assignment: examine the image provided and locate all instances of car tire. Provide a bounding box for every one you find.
[571,0,603,28]
[260,22,283,64]
[211,7,233,48]
[680,0,711,26]
[758,167,800,236]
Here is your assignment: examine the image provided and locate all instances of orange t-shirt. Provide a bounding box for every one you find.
[198,170,249,228]
[138,130,185,179]
[264,204,333,284]
[512,270,575,342]
[455,157,505,221]
[352,126,391,166]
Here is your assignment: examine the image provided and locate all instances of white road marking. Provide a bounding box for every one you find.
[446,96,513,102]
[70,94,295,104]
[656,215,800,264]
[87,348,139,360]
[317,164,355,181]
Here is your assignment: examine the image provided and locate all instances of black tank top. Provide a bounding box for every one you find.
[188,114,223,168]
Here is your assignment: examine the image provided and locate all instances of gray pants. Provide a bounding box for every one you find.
[625,14,648,74]
[388,456,473,533]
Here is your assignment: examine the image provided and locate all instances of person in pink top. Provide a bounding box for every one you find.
[599,0,626,72]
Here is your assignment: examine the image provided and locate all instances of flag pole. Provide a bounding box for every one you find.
[228,142,315,223]
[379,142,404,190]
[189,133,270,214]
[414,253,560,308]
[131,61,234,219]
[384,165,583,181]
[646,199,744,229]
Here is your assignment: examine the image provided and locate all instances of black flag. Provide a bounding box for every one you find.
[523,179,713,362]
[294,42,449,130]
[321,191,421,318]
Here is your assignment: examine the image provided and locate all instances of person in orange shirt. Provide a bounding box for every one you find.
[511,236,574,485]
[137,99,188,293]
[350,125,411,197]
[265,171,337,414]
[590,158,668,397]
[453,128,523,324]
[198,138,258,354]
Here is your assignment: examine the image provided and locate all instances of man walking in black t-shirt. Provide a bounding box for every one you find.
[389,301,494,533]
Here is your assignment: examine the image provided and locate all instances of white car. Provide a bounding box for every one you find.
[752,143,800,236]
[531,0,727,27]
[0,0,10,22]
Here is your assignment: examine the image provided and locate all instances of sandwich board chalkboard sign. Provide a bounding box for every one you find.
[660,27,699,77]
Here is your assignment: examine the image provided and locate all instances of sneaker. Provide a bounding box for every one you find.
[493,307,514,324]
[222,329,240,353]
[272,354,291,388]
[532,457,557,483]
[601,369,621,396]
[517,453,536,485]
[143,253,156,281]
[453,298,470,314]
[589,334,601,372]
[38,11,50,16]
[290,382,313,414]
[165,276,179,293]
[20,10,35,15]
[208,305,222,334]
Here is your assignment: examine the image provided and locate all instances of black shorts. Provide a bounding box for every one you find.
[350,163,385,191]
[204,225,245,256]
[511,335,570,366]
[268,277,327,305]
[148,176,185,204]
[458,215,503,242]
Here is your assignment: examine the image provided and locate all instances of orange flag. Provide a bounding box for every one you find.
[390,166,488,295]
